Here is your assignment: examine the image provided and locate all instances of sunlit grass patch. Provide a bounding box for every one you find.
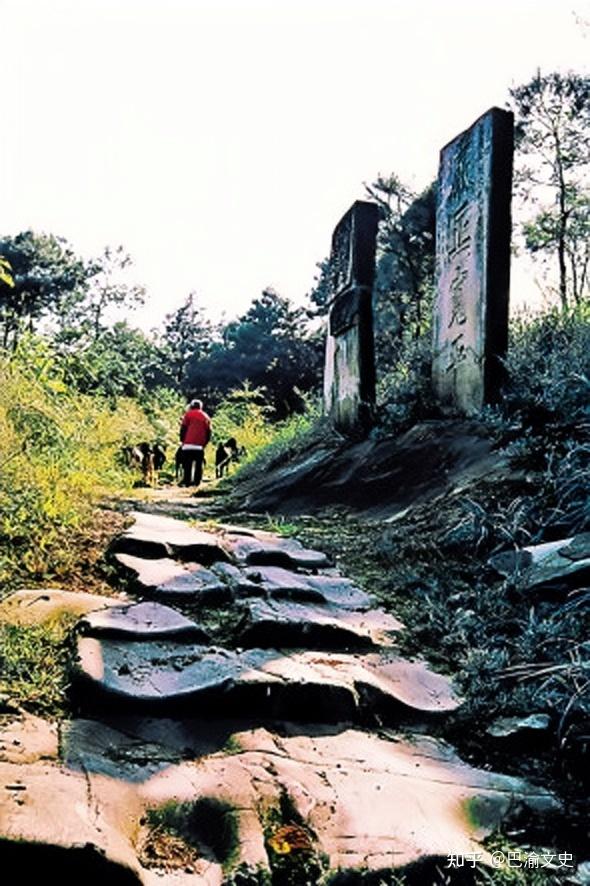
[0,614,77,716]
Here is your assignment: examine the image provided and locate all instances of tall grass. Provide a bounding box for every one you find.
[503,301,590,422]
[0,338,170,586]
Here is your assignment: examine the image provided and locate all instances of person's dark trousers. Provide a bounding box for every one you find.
[182,449,204,487]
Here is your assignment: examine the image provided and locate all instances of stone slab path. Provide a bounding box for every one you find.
[0,509,562,884]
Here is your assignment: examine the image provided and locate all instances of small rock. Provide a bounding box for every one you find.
[489,534,590,591]
[560,533,590,562]
[223,533,330,570]
[486,713,551,739]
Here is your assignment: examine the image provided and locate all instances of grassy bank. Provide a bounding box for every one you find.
[0,344,175,590]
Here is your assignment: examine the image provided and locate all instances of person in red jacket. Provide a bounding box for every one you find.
[179,398,211,487]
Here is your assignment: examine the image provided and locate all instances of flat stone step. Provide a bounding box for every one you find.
[113,554,231,603]
[244,565,372,608]
[223,532,330,570]
[73,638,460,723]
[78,602,210,642]
[236,599,403,649]
[111,511,231,564]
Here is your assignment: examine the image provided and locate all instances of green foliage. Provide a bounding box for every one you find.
[509,70,590,307]
[0,338,168,585]
[503,301,590,424]
[187,288,322,419]
[0,615,76,716]
[210,384,275,453]
[367,177,435,371]
[57,243,146,342]
[374,334,436,433]
[158,291,213,388]
[230,397,326,482]
[0,231,87,348]
[59,321,169,399]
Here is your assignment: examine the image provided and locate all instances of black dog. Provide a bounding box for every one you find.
[137,442,155,486]
[175,446,183,483]
[215,437,243,479]
[122,442,166,486]
[153,443,166,472]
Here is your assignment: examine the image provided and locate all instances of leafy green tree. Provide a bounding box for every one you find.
[158,292,213,388]
[509,71,590,307]
[61,321,167,399]
[0,231,87,348]
[307,258,332,316]
[63,245,146,341]
[365,176,435,370]
[186,288,322,417]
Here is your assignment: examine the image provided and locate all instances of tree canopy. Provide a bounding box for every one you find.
[509,70,590,307]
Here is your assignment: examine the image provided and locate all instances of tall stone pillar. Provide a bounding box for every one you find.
[323,200,379,434]
[432,107,513,414]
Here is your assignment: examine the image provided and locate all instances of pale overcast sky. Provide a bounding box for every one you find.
[0,0,588,329]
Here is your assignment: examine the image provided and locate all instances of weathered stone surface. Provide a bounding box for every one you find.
[141,727,560,876]
[0,760,144,883]
[224,533,330,569]
[73,638,459,721]
[236,599,402,649]
[62,718,182,781]
[0,720,560,883]
[112,511,230,563]
[79,602,210,642]
[323,200,379,433]
[61,717,252,779]
[432,107,513,414]
[244,565,372,608]
[264,650,461,716]
[0,588,121,626]
[489,534,590,590]
[560,532,590,561]
[0,713,58,764]
[486,713,551,739]
[114,554,231,603]
[233,420,501,518]
[210,561,264,595]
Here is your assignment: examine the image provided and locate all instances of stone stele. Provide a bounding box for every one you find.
[323,200,379,433]
[432,107,513,414]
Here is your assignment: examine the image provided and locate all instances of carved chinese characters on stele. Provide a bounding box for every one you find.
[432,107,513,414]
[323,201,379,434]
